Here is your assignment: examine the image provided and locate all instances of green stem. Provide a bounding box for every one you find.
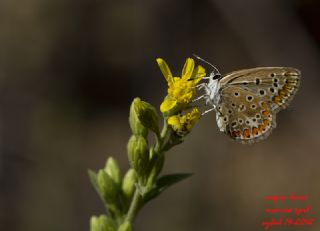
[125,188,141,223]
[107,203,123,225]
[124,118,170,226]
[160,119,168,139]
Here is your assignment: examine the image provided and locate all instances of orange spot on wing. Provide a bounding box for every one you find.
[263,119,270,127]
[243,129,251,138]
[231,130,240,137]
[252,127,259,136]
[262,110,269,117]
[273,96,281,104]
[283,85,290,90]
[258,125,265,132]
[286,79,297,84]
[279,90,286,96]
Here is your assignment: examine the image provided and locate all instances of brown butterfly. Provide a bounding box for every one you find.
[195,55,300,144]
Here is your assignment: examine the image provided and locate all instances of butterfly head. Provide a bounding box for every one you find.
[205,73,221,106]
[209,70,221,80]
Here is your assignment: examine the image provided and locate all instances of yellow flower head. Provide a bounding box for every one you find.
[167,108,200,136]
[157,58,206,113]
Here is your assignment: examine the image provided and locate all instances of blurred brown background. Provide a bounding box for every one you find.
[1,0,320,230]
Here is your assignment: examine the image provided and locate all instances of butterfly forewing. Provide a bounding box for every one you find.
[219,67,300,112]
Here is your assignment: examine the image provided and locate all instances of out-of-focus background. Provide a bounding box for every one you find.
[1,0,320,230]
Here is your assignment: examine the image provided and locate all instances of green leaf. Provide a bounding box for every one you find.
[143,173,193,204]
[89,169,110,207]
[88,169,99,193]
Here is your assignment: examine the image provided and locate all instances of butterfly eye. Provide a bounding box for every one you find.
[212,74,221,80]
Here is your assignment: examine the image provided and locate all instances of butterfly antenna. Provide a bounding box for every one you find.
[193,54,221,76]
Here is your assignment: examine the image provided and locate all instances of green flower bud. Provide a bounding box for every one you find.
[122,168,137,200]
[105,157,121,186]
[134,98,160,135]
[118,221,132,231]
[97,169,118,204]
[129,98,148,137]
[127,135,149,177]
[90,215,115,231]
[90,216,99,231]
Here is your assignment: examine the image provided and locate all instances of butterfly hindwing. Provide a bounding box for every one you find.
[216,86,276,144]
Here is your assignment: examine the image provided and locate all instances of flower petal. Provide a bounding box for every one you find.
[167,115,181,131]
[192,65,206,84]
[181,58,195,81]
[157,58,173,84]
[168,108,200,136]
[160,97,177,112]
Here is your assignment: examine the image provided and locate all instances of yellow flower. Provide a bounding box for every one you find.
[157,58,206,113]
[167,108,200,136]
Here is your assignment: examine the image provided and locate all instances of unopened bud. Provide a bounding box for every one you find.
[97,170,118,204]
[127,135,149,176]
[90,215,115,231]
[105,157,121,186]
[131,98,159,135]
[129,98,148,137]
[122,168,137,200]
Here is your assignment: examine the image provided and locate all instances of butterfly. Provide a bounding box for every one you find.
[194,55,301,144]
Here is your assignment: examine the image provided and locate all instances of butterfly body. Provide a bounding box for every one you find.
[203,67,301,144]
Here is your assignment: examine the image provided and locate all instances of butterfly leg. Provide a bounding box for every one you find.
[201,106,216,116]
[192,94,206,102]
[194,83,207,90]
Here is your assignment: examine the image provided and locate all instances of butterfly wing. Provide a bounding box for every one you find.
[216,86,276,144]
[219,67,300,112]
